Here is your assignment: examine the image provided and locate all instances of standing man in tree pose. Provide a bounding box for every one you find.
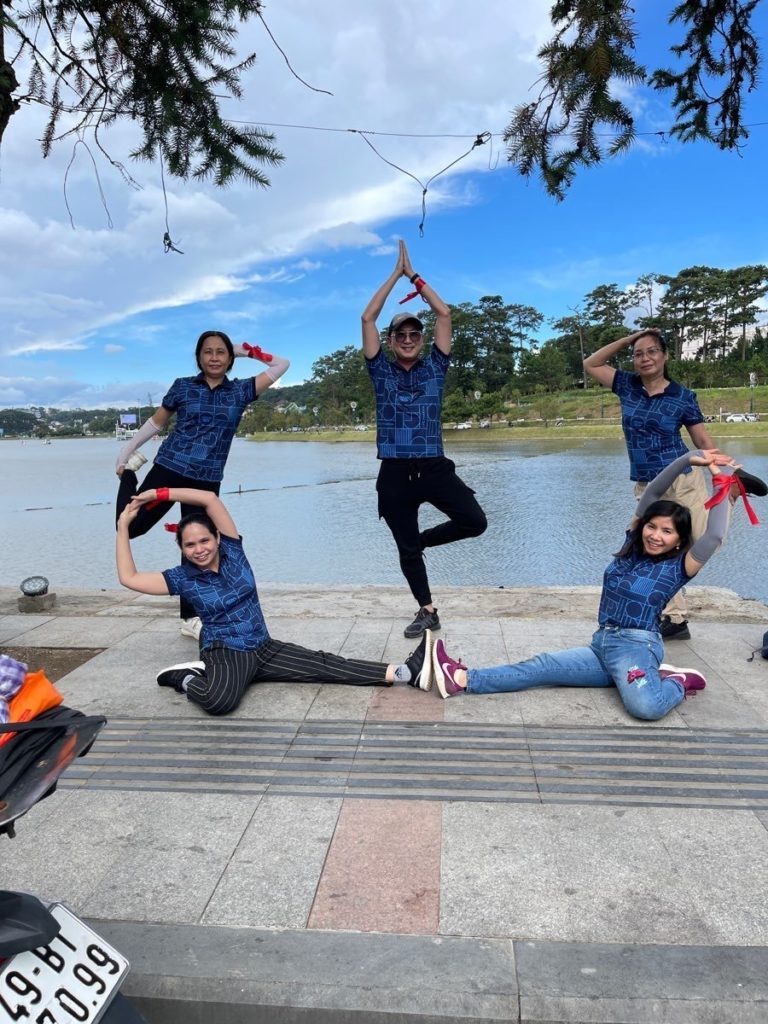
[361,240,487,641]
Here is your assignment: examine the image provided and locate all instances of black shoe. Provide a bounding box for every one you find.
[156,661,205,692]
[404,606,441,639]
[405,630,434,691]
[735,468,768,496]
[660,616,691,641]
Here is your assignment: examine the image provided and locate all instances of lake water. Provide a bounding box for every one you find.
[1,437,767,603]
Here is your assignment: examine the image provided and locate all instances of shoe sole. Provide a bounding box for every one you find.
[660,663,706,689]
[126,453,148,472]
[417,630,434,691]
[156,661,205,686]
[404,622,441,640]
[432,643,450,699]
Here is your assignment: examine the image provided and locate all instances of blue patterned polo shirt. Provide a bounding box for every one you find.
[163,534,269,652]
[598,538,690,631]
[612,369,704,482]
[154,374,257,482]
[366,344,450,458]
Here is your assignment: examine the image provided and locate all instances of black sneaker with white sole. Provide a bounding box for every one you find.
[405,629,434,691]
[156,661,205,692]
[660,616,691,641]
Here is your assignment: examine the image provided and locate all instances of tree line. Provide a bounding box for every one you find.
[2,261,765,437]
[241,262,768,431]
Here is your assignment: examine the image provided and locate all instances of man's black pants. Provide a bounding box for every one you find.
[376,456,487,607]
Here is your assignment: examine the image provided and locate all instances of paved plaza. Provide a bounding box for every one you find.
[1,583,767,1023]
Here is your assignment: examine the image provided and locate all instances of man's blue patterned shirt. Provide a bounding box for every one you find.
[612,369,704,482]
[366,344,449,458]
[155,373,257,482]
[163,534,269,652]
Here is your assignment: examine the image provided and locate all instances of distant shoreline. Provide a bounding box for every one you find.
[244,423,768,443]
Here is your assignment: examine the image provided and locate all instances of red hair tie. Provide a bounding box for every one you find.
[164,523,179,533]
[243,342,274,362]
[705,474,760,526]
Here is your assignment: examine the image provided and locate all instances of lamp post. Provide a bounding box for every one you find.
[749,373,757,413]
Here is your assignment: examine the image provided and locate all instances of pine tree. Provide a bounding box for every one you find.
[505,0,761,199]
[0,1,283,186]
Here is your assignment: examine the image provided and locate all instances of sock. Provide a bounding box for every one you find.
[181,672,200,692]
[392,663,412,683]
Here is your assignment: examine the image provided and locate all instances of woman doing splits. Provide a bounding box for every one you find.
[432,451,765,720]
[116,489,430,715]
[115,330,289,640]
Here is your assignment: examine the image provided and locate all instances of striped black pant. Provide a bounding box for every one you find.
[187,639,390,716]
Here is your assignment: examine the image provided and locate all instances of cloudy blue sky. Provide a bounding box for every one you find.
[2,0,767,410]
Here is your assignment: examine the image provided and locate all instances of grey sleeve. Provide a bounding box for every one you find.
[689,468,733,565]
[634,452,702,520]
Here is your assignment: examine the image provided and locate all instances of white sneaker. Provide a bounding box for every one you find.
[180,617,202,640]
[126,451,148,473]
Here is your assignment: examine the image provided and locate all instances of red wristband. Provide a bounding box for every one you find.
[156,487,170,502]
[398,278,426,305]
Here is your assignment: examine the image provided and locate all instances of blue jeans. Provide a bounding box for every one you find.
[466,627,685,721]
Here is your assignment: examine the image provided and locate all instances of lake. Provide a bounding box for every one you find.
[1,437,767,603]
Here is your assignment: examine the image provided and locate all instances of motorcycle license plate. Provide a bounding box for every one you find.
[0,904,129,1023]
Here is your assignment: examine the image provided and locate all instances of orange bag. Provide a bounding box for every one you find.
[0,671,64,748]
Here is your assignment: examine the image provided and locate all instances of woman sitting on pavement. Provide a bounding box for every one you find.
[583,328,717,641]
[432,450,765,720]
[115,330,290,642]
[116,488,430,715]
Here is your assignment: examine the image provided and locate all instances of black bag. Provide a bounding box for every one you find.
[0,707,106,837]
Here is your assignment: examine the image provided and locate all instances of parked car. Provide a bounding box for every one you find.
[725,413,748,423]
[456,421,473,430]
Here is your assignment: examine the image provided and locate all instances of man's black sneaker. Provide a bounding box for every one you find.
[405,629,434,691]
[660,616,691,641]
[404,606,441,639]
[735,468,768,496]
[156,661,205,692]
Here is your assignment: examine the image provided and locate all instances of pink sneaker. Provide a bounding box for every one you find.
[432,638,467,699]
[660,663,707,697]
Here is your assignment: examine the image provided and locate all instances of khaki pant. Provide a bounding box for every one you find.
[633,467,710,624]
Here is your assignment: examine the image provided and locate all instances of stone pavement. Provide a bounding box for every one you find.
[1,583,768,1024]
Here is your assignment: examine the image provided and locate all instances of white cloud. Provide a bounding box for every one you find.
[1,1,554,403]
[104,344,125,353]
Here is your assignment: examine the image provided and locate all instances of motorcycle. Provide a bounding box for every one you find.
[1,710,147,1023]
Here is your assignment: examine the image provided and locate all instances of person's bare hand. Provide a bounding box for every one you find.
[117,504,138,529]
[400,239,414,279]
[689,449,736,471]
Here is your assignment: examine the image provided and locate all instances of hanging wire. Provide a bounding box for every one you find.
[257,12,333,95]
[62,136,113,230]
[356,130,491,235]
[159,158,183,254]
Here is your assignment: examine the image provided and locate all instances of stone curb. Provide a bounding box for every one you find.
[91,921,768,1024]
